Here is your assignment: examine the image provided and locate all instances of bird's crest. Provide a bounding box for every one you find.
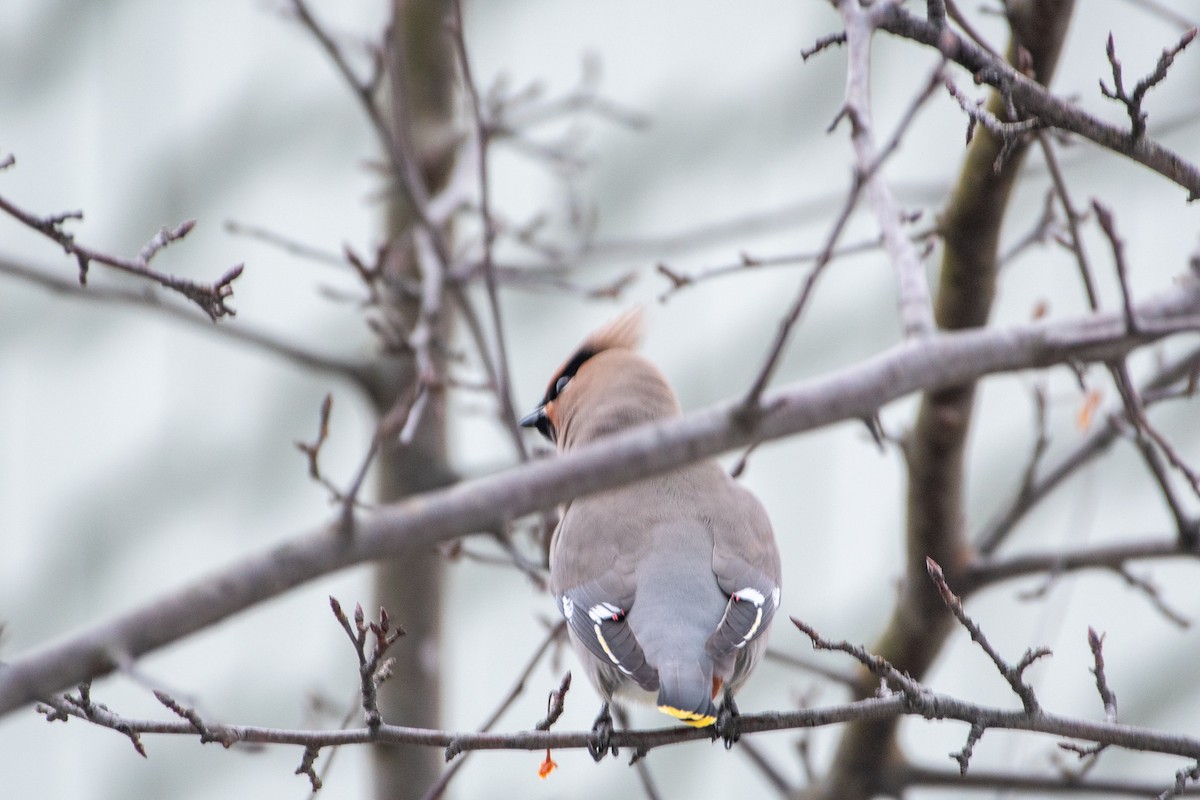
[578,306,644,355]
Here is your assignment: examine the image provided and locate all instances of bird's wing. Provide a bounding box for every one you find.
[550,495,660,693]
[706,480,783,661]
[557,575,659,692]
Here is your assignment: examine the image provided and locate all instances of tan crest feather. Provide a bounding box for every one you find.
[580,306,644,354]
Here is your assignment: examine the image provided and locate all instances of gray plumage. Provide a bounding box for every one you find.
[521,309,782,728]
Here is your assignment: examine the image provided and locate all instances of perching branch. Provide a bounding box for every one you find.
[28,620,1200,789]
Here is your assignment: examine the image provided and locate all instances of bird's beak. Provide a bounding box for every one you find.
[519,404,556,443]
[519,406,546,429]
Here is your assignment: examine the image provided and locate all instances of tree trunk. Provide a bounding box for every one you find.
[371,1,457,797]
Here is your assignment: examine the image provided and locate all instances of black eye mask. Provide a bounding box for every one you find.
[518,347,596,442]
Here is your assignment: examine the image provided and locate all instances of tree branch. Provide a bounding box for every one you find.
[877,4,1200,200]
[0,169,243,320]
[27,630,1200,778]
[0,255,369,382]
[0,278,1197,716]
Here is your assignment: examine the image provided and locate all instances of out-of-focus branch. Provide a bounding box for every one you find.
[975,343,1200,555]
[0,161,243,320]
[836,2,937,339]
[0,254,368,382]
[966,537,1199,594]
[886,763,1200,796]
[449,0,527,462]
[418,619,565,800]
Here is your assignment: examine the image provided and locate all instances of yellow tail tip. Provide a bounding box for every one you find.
[658,705,716,727]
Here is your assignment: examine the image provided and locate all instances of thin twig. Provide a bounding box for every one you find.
[655,229,937,303]
[1100,29,1198,140]
[0,188,241,320]
[975,344,1200,555]
[449,0,527,463]
[1116,0,1198,30]
[328,597,405,731]
[224,219,347,268]
[1093,201,1138,332]
[943,0,1005,61]
[791,617,924,699]
[0,254,366,380]
[420,621,566,800]
[1160,762,1200,800]
[1088,627,1118,724]
[944,76,1041,171]
[926,558,1048,714]
[1109,361,1198,537]
[1037,133,1100,310]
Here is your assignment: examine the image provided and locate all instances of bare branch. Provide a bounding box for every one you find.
[449,0,527,462]
[0,180,242,320]
[3,280,1200,716]
[0,254,367,381]
[1161,762,1200,800]
[1115,0,1198,31]
[802,31,847,61]
[26,669,1200,772]
[927,558,1048,714]
[944,76,1041,169]
[1111,563,1192,629]
[1093,201,1138,332]
[893,762,1200,795]
[224,219,348,268]
[876,6,1200,200]
[1088,627,1119,725]
[975,343,1200,555]
[1100,30,1198,140]
[328,597,405,730]
[655,229,935,303]
[1109,361,1200,537]
[837,3,938,339]
[154,690,235,747]
[1037,133,1101,309]
[295,394,343,502]
[791,618,924,699]
[967,538,1200,596]
[296,745,323,792]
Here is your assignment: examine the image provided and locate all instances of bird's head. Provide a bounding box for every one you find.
[520,308,680,450]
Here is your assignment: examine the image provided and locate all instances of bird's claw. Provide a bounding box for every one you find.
[714,693,740,750]
[589,702,618,762]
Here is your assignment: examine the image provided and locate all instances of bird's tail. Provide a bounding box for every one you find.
[655,662,718,727]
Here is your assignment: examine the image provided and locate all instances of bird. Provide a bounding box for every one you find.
[519,308,782,759]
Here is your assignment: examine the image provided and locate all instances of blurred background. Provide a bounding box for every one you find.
[2,1,1199,797]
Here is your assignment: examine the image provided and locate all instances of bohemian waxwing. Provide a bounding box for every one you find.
[519,308,782,757]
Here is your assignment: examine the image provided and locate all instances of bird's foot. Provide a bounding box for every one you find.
[589,702,618,762]
[714,693,740,750]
